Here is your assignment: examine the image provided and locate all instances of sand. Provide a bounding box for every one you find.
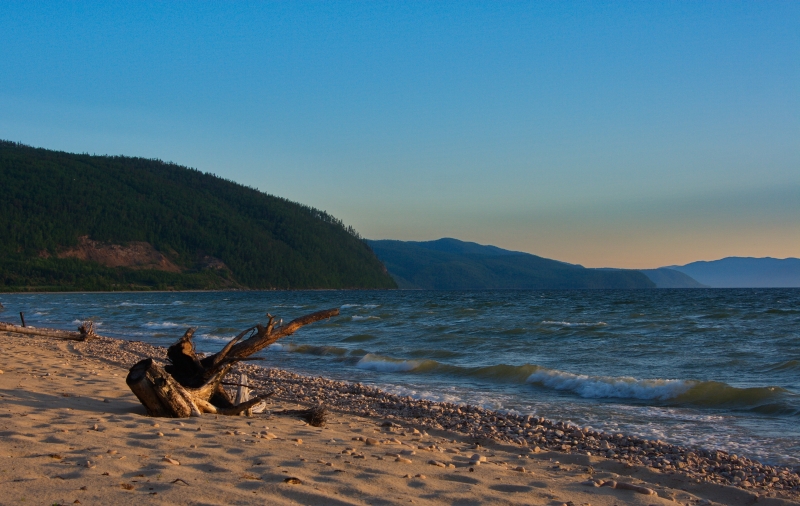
[0,332,797,506]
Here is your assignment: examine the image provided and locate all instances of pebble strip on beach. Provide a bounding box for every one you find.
[78,336,800,501]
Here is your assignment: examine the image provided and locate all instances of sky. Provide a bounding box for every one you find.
[1,1,798,268]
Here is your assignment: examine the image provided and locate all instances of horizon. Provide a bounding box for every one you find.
[1,2,798,269]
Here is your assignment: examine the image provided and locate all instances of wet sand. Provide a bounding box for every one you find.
[0,332,797,506]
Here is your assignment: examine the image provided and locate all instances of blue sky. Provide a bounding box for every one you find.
[1,1,798,268]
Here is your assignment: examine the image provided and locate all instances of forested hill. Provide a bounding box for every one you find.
[368,238,656,289]
[0,141,396,291]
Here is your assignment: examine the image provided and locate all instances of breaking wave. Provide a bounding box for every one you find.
[526,369,692,400]
[525,369,795,413]
[356,354,438,373]
[143,321,183,329]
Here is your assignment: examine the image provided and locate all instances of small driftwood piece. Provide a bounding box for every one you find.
[275,405,328,427]
[126,308,339,418]
[0,321,98,341]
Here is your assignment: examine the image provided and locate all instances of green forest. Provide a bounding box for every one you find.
[0,141,396,291]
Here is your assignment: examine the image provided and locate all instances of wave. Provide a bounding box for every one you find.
[526,370,692,400]
[352,315,380,321]
[340,304,360,308]
[356,354,437,373]
[541,321,607,327]
[268,343,349,357]
[525,369,796,413]
[143,321,183,329]
[341,334,378,343]
[197,333,233,342]
[72,319,103,326]
[767,359,800,372]
[764,308,800,315]
[260,342,798,414]
[675,382,791,409]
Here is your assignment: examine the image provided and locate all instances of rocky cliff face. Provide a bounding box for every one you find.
[57,236,182,272]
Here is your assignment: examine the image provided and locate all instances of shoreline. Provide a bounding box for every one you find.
[2,331,799,505]
[81,334,800,499]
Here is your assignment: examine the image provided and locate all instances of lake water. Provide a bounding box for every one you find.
[2,289,798,467]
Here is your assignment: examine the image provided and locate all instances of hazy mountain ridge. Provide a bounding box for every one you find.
[638,268,708,288]
[368,238,656,289]
[0,141,396,291]
[668,257,800,288]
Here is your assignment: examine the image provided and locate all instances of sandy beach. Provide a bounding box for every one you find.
[0,332,797,506]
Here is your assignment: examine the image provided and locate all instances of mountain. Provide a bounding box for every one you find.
[0,141,396,291]
[639,268,708,288]
[667,257,800,288]
[367,238,655,289]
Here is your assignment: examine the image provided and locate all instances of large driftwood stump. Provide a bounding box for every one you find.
[126,308,339,418]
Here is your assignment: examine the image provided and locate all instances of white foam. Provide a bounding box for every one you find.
[72,319,102,326]
[526,369,692,400]
[380,384,464,404]
[356,354,421,373]
[143,321,182,329]
[352,315,379,321]
[541,321,607,327]
[197,333,232,342]
[341,304,360,308]
[267,343,299,352]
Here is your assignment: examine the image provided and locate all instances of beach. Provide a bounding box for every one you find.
[1,331,797,506]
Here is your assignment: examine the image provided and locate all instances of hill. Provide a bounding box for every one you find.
[367,238,656,289]
[668,257,800,288]
[0,141,396,291]
[638,268,708,288]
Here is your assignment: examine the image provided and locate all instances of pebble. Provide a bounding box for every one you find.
[396,457,412,464]
[428,460,446,468]
[292,438,303,444]
[365,437,380,445]
[162,457,180,465]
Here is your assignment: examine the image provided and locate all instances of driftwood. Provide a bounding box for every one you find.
[126,308,339,418]
[0,321,98,341]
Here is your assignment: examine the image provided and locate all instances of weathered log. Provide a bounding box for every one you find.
[130,307,338,417]
[0,322,98,341]
[126,358,262,418]
[126,359,176,416]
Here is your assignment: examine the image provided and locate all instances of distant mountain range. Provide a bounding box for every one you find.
[368,238,800,289]
[668,257,800,288]
[367,238,655,289]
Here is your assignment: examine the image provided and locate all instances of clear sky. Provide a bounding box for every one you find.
[1,1,798,268]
